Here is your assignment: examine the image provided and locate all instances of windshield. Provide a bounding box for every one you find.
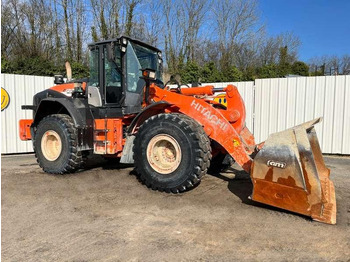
[126,42,163,93]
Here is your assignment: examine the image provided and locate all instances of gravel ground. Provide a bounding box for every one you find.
[1,154,349,261]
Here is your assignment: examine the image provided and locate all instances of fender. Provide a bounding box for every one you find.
[34,97,91,128]
[33,97,94,151]
[127,101,172,134]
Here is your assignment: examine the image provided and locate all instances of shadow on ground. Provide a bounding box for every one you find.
[82,155,312,221]
[77,155,133,171]
[209,166,311,221]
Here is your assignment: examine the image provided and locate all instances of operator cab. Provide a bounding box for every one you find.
[87,36,163,116]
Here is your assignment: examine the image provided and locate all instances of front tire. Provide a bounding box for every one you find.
[133,113,211,193]
[34,114,83,174]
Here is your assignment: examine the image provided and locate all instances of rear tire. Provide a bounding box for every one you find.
[133,113,211,193]
[34,114,83,174]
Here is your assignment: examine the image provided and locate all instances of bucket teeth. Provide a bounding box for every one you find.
[250,118,336,224]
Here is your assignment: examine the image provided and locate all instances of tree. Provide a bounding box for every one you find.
[341,55,350,75]
[256,64,279,79]
[222,66,243,82]
[90,0,121,40]
[278,46,292,76]
[132,1,163,47]
[257,32,301,67]
[70,61,89,79]
[291,61,309,76]
[162,0,209,74]
[5,0,347,82]
[214,0,259,71]
[180,61,201,84]
[200,62,222,83]
[125,0,141,36]
[63,0,73,60]
[8,56,60,76]
[309,55,350,75]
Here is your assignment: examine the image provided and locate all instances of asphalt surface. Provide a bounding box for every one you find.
[1,154,349,261]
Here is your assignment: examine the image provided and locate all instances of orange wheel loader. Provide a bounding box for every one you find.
[19,36,336,224]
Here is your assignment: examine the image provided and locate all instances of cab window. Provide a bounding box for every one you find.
[88,48,99,87]
[126,42,144,93]
[104,47,122,104]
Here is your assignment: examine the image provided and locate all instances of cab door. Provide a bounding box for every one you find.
[103,45,123,106]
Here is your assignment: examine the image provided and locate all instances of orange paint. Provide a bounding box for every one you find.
[179,85,215,96]
[94,118,125,155]
[19,119,33,140]
[50,82,86,93]
[149,83,253,172]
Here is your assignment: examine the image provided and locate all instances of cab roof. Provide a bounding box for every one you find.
[88,36,161,53]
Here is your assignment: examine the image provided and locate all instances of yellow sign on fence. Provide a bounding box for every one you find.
[213,94,227,107]
[1,87,10,111]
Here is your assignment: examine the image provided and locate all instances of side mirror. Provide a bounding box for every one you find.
[106,43,115,62]
[54,75,64,85]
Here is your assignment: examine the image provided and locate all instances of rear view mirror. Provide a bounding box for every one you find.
[54,75,64,84]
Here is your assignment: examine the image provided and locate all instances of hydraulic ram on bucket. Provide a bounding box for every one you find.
[250,118,336,224]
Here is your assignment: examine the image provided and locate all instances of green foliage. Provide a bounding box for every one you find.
[179,62,245,84]
[278,46,291,76]
[177,59,311,84]
[3,52,310,82]
[310,70,324,76]
[200,62,222,83]
[91,26,99,42]
[242,67,257,81]
[221,66,243,82]
[70,62,89,79]
[291,61,309,76]
[2,56,60,76]
[309,64,325,76]
[174,46,312,82]
[1,56,88,79]
[100,10,108,40]
[257,64,280,78]
[1,57,13,73]
[179,61,201,84]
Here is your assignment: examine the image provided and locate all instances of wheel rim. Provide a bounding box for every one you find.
[41,130,62,161]
[146,134,182,174]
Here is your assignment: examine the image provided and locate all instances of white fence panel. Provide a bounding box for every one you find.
[254,75,350,154]
[1,74,52,154]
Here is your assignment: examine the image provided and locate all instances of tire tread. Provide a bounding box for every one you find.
[35,114,83,174]
[134,113,211,193]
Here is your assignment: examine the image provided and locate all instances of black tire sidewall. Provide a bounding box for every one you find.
[35,117,72,173]
[135,116,197,189]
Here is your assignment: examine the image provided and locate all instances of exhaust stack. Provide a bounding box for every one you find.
[65,61,72,81]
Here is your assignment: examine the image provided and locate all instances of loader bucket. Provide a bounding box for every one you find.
[250,118,336,224]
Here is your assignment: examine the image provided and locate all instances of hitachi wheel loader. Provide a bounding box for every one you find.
[19,36,336,224]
